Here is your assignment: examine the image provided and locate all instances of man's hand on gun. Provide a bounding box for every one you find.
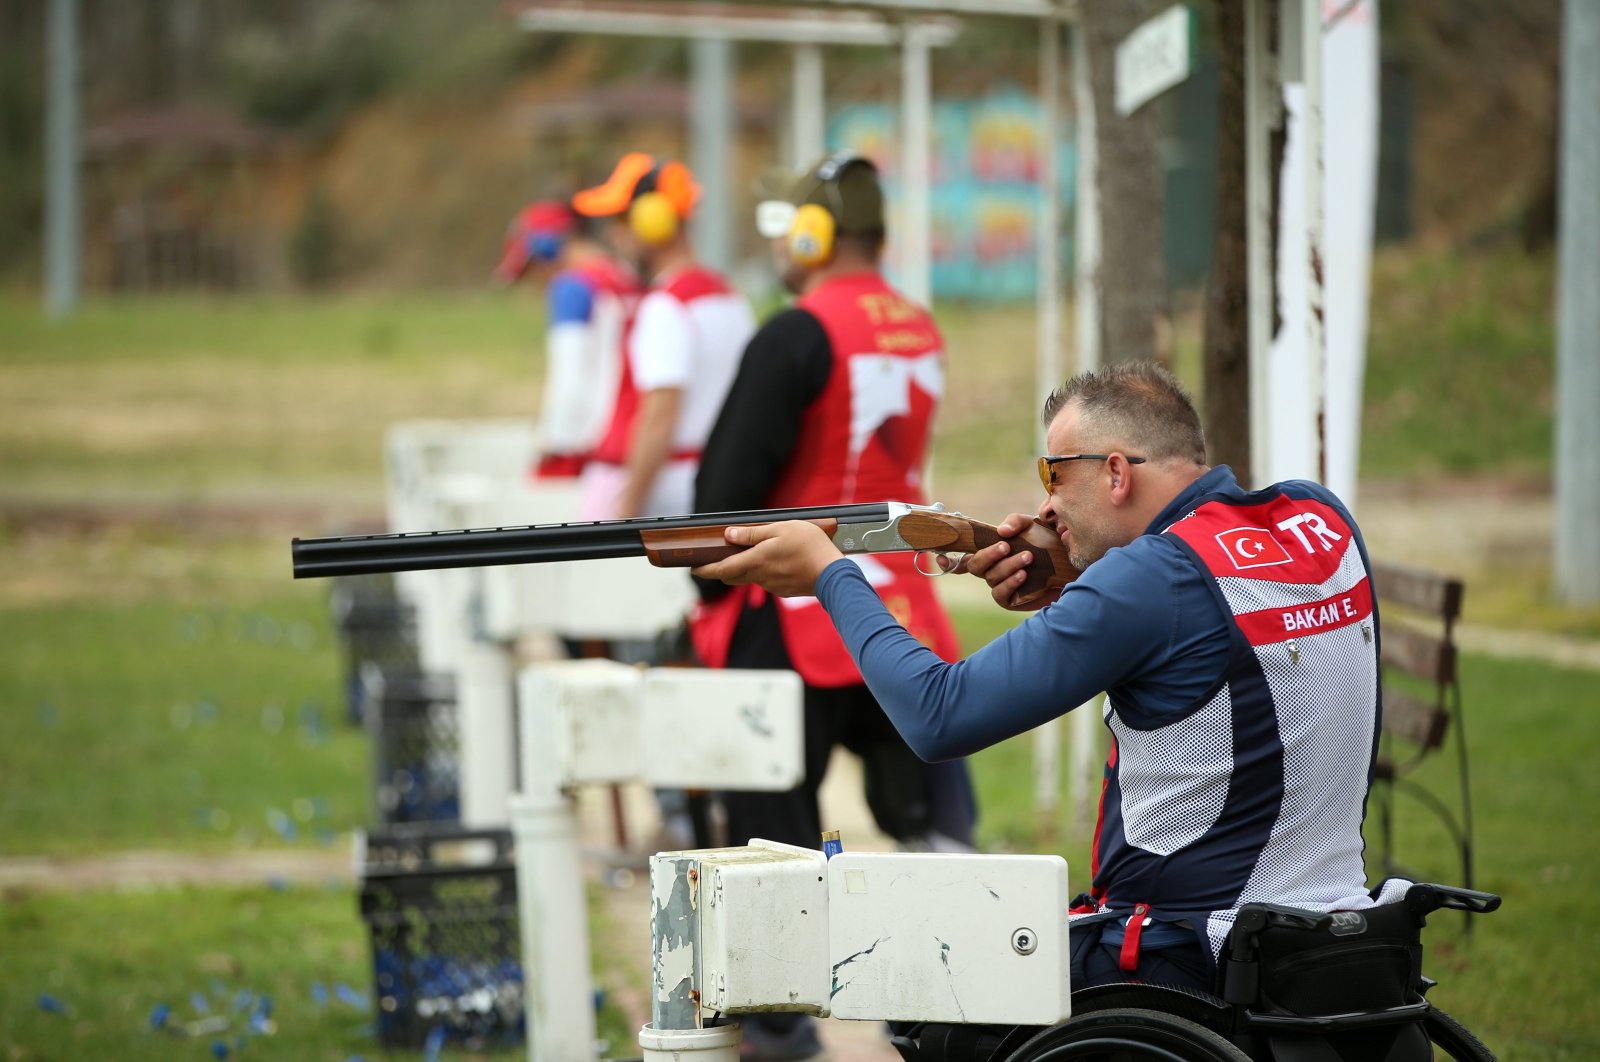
[959,512,1062,612]
[691,521,845,597]
[691,512,1064,612]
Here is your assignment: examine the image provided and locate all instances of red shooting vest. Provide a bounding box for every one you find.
[592,265,727,466]
[694,272,960,687]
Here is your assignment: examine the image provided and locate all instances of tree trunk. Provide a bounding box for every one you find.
[1081,0,1170,366]
[1203,0,1250,480]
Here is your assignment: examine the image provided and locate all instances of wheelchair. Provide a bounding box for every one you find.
[889,883,1501,1062]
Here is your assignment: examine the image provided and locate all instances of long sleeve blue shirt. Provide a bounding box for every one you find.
[814,466,1246,760]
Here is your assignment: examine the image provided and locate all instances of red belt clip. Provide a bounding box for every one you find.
[1119,902,1152,973]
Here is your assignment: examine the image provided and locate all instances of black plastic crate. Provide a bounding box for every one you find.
[359,826,524,1049]
[364,666,460,826]
[330,573,419,725]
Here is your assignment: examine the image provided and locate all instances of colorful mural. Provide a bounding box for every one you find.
[828,86,1076,302]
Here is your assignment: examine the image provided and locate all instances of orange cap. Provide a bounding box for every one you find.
[573,153,700,220]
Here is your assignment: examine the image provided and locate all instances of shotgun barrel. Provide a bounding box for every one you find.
[292,502,895,579]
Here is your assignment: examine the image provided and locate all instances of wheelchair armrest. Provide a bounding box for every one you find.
[1405,883,1501,916]
[1232,902,1333,936]
[1244,1001,1432,1034]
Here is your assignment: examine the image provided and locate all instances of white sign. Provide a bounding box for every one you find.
[1114,5,1194,117]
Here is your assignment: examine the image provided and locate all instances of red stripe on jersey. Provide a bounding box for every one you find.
[1165,496,1354,585]
[1232,577,1374,646]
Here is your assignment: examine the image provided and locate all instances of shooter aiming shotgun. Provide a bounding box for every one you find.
[292,501,1077,607]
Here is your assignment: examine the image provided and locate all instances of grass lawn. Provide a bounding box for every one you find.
[0,881,637,1061]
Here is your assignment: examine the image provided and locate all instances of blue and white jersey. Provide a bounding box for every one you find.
[1097,480,1395,957]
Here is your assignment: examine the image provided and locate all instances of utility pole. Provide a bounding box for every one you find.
[45,0,81,318]
[1556,0,1600,604]
[689,36,735,274]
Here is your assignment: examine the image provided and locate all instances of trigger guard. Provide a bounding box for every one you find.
[913,550,955,577]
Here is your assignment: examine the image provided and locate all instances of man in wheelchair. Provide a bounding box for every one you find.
[692,364,1500,1060]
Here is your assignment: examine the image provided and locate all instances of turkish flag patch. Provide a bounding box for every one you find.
[1214,526,1293,571]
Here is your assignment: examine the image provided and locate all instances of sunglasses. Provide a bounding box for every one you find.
[1037,453,1147,493]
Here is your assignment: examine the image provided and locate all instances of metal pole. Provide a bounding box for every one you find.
[1037,17,1064,409]
[1300,0,1328,484]
[44,0,81,318]
[690,36,736,273]
[1070,20,1100,375]
[1556,0,1600,603]
[1061,19,1103,837]
[1031,16,1066,839]
[1244,0,1277,488]
[900,21,933,308]
[791,43,826,166]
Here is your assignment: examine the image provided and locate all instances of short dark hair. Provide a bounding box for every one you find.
[1041,362,1207,464]
[835,229,886,261]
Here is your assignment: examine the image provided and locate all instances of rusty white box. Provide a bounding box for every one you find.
[696,841,831,1016]
[518,659,644,787]
[825,852,1072,1025]
[641,670,804,793]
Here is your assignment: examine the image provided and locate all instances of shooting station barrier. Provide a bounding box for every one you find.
[644,841,1072,1061]
[366,420,810,1061]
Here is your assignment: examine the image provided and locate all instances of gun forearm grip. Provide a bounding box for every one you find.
[641,519,840,567]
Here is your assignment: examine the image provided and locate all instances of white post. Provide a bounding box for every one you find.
[791,43,826,167]
[690,35,736,274]
[44,0,81,318]
[1244,0,1278,489]
[900,21,934,309]
[456,576,517,828]
[513,668,597,1062]
[1556,0,1600,604]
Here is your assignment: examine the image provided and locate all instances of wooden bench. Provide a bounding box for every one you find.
[1369,560,1474,899]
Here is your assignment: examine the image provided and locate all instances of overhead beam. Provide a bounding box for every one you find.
[802,0,1068,18]
[513,1,961,46]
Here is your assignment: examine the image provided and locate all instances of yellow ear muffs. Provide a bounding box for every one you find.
[629,191,680,246]
[788,202,836,267]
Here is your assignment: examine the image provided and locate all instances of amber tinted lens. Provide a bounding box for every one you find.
[1037,456,1054,493]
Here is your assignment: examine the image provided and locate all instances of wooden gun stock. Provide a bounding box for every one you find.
[897,511,1078,607]
[638,511,1078,607]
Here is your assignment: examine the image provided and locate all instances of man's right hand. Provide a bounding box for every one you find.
[962,512,1061,611]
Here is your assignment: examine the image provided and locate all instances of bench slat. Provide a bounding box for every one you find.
[1380,686,1450,749]
[1380,623,1457,685]
[1371,561,1464,622]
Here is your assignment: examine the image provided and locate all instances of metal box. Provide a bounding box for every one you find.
[642,670,804,792]
[697,841,832,1016]
[826,852,1072,1025]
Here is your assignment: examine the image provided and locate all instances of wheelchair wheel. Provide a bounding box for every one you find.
[1424,1007,1498,1061]
[1002,1007,1254,1062]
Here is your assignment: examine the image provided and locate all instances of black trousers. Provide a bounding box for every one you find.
[718,596,977,851]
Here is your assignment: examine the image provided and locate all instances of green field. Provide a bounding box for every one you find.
[0,252,1593,1060]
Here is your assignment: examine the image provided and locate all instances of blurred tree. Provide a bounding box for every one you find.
[290,186,340,290]
[1081,0,1170,366]
[1202,0,1251,480]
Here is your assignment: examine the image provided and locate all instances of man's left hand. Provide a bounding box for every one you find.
[690,521,844,598]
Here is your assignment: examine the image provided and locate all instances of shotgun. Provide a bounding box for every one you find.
[291,501,1076,606]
